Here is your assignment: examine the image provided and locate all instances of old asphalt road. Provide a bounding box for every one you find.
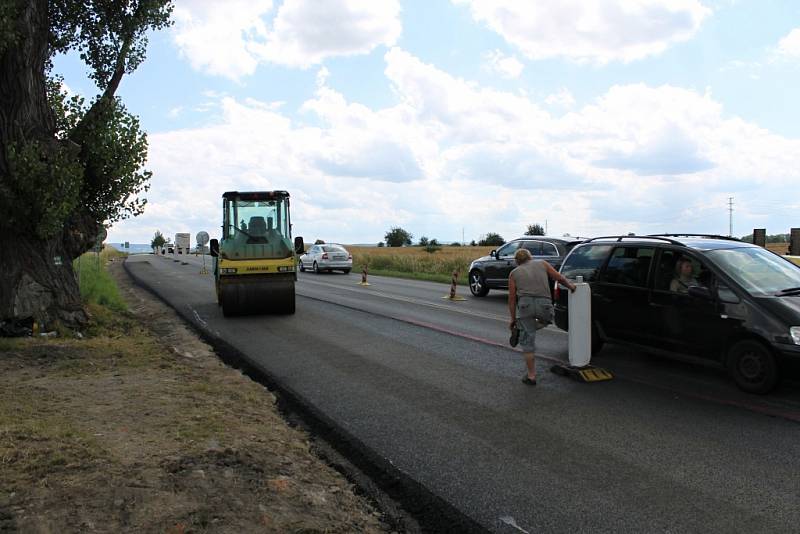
[128,254,800,533]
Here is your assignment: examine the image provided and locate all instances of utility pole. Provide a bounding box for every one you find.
[728,197,734,237]
[545,219,548,235]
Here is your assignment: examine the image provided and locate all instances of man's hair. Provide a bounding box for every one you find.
[514,248,532,264]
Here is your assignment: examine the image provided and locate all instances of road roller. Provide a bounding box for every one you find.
[209,191,304,316]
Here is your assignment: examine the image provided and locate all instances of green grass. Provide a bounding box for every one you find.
[73,249,128,312]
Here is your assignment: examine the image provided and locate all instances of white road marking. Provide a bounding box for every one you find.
[499,515,530,533]
[190,306,208,329]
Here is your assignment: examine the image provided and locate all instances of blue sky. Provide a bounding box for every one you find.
[55,0,800,245]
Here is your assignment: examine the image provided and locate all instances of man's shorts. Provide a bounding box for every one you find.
[516,296,553,352]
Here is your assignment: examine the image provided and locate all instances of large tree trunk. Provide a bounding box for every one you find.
[0,216,96,329]
[0,0,91,329]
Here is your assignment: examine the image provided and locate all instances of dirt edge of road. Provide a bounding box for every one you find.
[122,256,487,534]
[1,258,395,533]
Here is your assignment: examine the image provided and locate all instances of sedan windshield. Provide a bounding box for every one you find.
[706,247,800,295]
[322,245,346,252]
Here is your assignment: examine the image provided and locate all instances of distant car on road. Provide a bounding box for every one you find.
[467,236,587,297]
[554,234,800,394]
[299,244,353,274]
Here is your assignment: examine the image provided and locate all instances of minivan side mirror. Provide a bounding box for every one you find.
[687,285,713,300]
[294,236,305,255]
[209,238,219,257]
[490,250,497,258]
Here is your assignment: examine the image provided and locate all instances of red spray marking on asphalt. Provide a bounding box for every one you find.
[396,316,800,423]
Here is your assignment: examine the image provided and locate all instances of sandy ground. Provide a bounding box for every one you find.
[0,259,394,533]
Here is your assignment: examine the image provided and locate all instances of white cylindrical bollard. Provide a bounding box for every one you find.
[568,277,591,367]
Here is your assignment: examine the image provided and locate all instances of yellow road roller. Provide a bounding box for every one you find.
[209,191,304,316]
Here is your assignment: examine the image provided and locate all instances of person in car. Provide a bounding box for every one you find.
[670,257,700,294]
[508,248,576,386]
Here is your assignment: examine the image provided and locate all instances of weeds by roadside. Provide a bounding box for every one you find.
[73,248,128,312]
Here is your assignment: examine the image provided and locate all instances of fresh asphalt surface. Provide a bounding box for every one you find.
[128,253,800,533]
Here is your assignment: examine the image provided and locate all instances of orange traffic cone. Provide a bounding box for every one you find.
[442,269,466,301]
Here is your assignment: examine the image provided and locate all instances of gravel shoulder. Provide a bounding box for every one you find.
[0,258,392,533]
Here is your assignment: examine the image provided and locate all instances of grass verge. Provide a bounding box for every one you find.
[73,248,128,312]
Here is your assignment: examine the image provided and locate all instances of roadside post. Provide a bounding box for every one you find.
[442,269,467,301]
[753,229,766,248]
[550,276,613,383]
[196,231,210,275]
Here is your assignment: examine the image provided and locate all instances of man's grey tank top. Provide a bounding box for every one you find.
[510,260,551,298]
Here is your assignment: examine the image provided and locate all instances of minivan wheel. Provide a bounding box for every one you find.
[727,340,779,394]
[469,270,489,297]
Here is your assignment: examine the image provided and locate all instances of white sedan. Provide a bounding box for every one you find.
[299,244,353,274]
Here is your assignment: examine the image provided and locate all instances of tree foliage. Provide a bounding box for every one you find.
[424,238,441,254]
[740,233,789,243]
[479,233,505,246]
[384,227,412,247]
[525,223,545,236]
[150,230,165,249]
[1,0,173,241]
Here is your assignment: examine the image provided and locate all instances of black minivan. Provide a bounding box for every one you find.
[554,235,800,394]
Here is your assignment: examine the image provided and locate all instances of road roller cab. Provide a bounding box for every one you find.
[210,191,304,316]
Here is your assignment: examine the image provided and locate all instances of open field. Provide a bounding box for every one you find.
[348,246,495,285]
[766,243,790,255]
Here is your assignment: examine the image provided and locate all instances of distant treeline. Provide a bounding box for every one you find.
[740,233,790,243]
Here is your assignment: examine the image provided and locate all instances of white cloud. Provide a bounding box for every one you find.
[171,0,401,79]
[777,28,800,58]
[111,49,800,243]
[482,49,524,79]
[452,0,711,63]
[252,0,401,68]
[172,0,273,79]
[545,88,576,109]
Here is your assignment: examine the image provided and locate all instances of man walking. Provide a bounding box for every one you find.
[508,248,576,385]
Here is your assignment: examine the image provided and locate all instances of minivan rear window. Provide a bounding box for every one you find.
[560,244,613,281]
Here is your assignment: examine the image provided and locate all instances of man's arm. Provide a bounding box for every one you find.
[545,262,577,292]
[508,275,517,328]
